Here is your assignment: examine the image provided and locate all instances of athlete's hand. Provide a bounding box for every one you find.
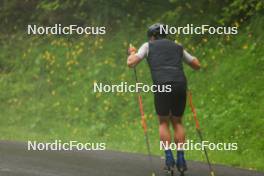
[128,44,137,55]
[190,58,201,70]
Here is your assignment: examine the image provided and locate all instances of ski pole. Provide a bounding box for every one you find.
[133,67,156,176]
[188,90,215,176]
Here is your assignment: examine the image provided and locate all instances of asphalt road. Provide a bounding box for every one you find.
[0,141,263,176]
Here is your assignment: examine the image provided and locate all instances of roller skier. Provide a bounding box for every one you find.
[127,23,201,175]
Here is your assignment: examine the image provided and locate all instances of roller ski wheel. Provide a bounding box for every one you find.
[178,170,185,176]
[163,166,174,176]
[176,163,187,176]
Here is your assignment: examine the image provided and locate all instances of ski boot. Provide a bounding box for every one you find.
[176,151,187,176]
[163,150,175,176]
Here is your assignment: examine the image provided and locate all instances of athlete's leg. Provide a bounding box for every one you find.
[170,82,187,146]
[158,115,175,168]
[171,116,187,172]
[158,115,171,145]
[154,83,176,169]
[171,116,185,147]
[170,82,187,172]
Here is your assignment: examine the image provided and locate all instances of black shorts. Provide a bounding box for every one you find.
[154,82,187,117]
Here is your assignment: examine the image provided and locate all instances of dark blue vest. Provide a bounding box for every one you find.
[147,39,186,84]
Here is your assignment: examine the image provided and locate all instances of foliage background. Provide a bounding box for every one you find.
[0,0,264,171]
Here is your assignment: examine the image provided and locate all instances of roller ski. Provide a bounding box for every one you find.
[176,151,187,176]
[163,150,175,176]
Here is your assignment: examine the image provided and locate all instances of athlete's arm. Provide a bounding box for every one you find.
[127,43,148,68]
[183,50,201,70]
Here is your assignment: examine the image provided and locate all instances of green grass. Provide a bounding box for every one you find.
[0,16,264,171]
